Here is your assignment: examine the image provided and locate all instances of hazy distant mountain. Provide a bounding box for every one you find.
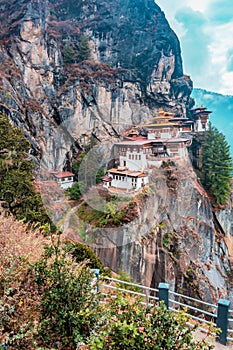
[191,88,233,155]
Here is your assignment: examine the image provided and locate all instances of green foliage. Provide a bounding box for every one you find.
[77,200,127,227]
[63,41,75,63]
[88,295,214,350]
[72,154,103,184]
[0,113,52,226]
[63,35,90,64]
[33,239,100,348]
[200,124,233,205]
[72,153,86,176]
[115,269,141,293]
[64,240,110,275]
[66,181,86,200]
[1,227,215,350]
[78,35,90,61]
[96,167,105,184]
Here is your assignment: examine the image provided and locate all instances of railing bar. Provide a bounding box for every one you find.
[170,307,178,312]
[169,299,216,317]
[149,295,159,301]
[158,306,215,325]
[170,291,217,308]
[101,292,155,308]
[227,336,233,341]
[103,277,159,292]
[100,284,147,297]
[157,307,215,327]
[227,329,233,334]
[186,323,216,335]
[140,302,154,307]
[189,314,216,325]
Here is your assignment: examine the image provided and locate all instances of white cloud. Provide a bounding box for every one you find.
[187,0,210,13]
[206,21,233,94]
[155,0,233,95]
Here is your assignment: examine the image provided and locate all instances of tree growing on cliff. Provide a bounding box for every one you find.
[78,35,90,61]
[201,124,232,205]
[0,113,53,226]
[63,41,75,63]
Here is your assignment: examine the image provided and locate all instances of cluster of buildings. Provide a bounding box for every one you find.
[102,107,212,193]
[50,106,211,193]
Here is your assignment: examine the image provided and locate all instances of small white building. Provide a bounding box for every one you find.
[103,168,148,191]
[52,171,75,189]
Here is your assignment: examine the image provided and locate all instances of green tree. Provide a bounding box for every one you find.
[201,124,232,205]
[63,41,75,63]
[0,113,53,226]
[72,152,86,176]
[96,167,105,184]
[66,181,86,199]
[78,35,90,61]
[65,241,110,275]
[33,239,100,349]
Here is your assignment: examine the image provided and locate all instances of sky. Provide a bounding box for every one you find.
[155,0,233,95]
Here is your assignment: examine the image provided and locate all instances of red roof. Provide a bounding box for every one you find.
[123,136,147,141]
[53,171,75,178]
[107,168,147,178]
[102,176,113,182]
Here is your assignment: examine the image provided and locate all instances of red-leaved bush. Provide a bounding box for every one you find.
[0,213,48,348]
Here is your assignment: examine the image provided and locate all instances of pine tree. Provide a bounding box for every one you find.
[78,35,90,61]
[201,124,232,205]
[63,41,75,63]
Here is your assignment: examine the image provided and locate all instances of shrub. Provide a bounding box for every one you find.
[0,214,48,348]
[66,181,86,200]
[33,239,100,349]
[88,294,214,350]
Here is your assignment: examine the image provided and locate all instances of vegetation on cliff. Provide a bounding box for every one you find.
[199,124,232,205]
[0,113,53,226]
[0,222,214,349]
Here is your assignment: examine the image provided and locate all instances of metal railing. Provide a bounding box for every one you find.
[98,275,232,346]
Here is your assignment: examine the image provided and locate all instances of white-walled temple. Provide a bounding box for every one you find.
[102,109,194,193]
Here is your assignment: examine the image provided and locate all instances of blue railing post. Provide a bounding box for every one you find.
[90,268,100,292]
[158,282,169,309]
[216,299,231,345]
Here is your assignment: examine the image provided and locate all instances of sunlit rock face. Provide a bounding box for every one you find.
[86,159,231,303]
[0,0,192,169]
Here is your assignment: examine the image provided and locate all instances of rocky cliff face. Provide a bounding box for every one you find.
[79,159,231,303]
[0,0,192,169]
[1,0,232,303]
